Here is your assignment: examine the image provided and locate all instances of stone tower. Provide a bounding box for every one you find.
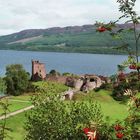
[31,60,46,81]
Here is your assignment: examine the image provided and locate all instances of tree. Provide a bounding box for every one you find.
[4,64,30,96]
[117,0,140,75]
[96,0,140,77]
[49,69,61,76]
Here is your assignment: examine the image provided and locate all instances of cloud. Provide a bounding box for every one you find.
[0,0,140,35]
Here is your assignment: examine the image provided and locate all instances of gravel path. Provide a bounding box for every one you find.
[0,105,34,120]
[10,99,30,103]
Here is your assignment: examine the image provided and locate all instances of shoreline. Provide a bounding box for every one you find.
[0,49,129,56]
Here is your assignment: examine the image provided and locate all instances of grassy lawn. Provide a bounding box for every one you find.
[8,94,32,101]
[0,94,32,115]
[73,90,128,123]
[0,94,33,140]
[3,112,28,140]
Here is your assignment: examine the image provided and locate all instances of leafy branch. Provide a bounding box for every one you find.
[0,99,12,140]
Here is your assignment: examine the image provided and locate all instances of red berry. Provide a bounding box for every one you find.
[132,64,136,69]
[129,65,132,69]
[83,128,97,140]
[129,64,137,70]
[97,26,106,32]
[114,124,124,131]
[116,132,124,139]
[83,128,90,135]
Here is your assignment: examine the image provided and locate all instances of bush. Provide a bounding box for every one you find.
[32,81,68,93]
[49,69,61,76]
[62,72,71,76]
[25,92,103,140]
[112,73,140,101]
[94,83,113,92]
[4,64,30,96]
[112,81,129,100]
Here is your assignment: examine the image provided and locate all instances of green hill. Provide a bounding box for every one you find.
[0,24,139,54]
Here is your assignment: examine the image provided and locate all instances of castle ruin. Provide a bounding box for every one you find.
[31,60,110,93]
[31,60,46,81]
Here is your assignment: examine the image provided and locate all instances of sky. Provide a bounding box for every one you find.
[0,0,140,35]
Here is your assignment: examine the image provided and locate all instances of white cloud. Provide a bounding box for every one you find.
[0,0,140,35]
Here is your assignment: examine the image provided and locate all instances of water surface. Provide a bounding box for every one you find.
[0,50,128,76]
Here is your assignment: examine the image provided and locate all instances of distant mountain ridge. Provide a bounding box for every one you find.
[0,23,140,54]
[0,24,94,43]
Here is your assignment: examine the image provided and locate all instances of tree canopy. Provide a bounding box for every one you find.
[4,64,30,96]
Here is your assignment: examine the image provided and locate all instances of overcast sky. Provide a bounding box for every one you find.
[0,0,140,35]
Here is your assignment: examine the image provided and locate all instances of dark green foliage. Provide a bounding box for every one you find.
[4,64,30,96]
[112,81,129,101]
[112,72,140,100]
[49,69,61,76]
[123,94,140,139]
[94,83,113,92]
[0,78,7,95]
[103,83,113,91]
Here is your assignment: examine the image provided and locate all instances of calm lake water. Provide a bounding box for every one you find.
[0,50,128,76]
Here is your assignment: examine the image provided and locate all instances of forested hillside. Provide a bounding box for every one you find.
[0,24,139,54]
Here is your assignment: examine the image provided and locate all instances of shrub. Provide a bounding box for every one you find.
[124,95,140,139]
[112,72,140,100]
[62,72,71,76]
[49,69,61,76]
[112,81,129,100]
[32,81,68,94]
[25,92,103,140]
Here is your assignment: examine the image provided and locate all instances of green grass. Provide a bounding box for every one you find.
[3,112,27,140]
[0,94,33,140]
[9,94,32,101]
[0,94,32,115]
[73,90,128,123]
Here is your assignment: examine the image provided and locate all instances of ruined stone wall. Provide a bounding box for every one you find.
[46,75,67,84]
